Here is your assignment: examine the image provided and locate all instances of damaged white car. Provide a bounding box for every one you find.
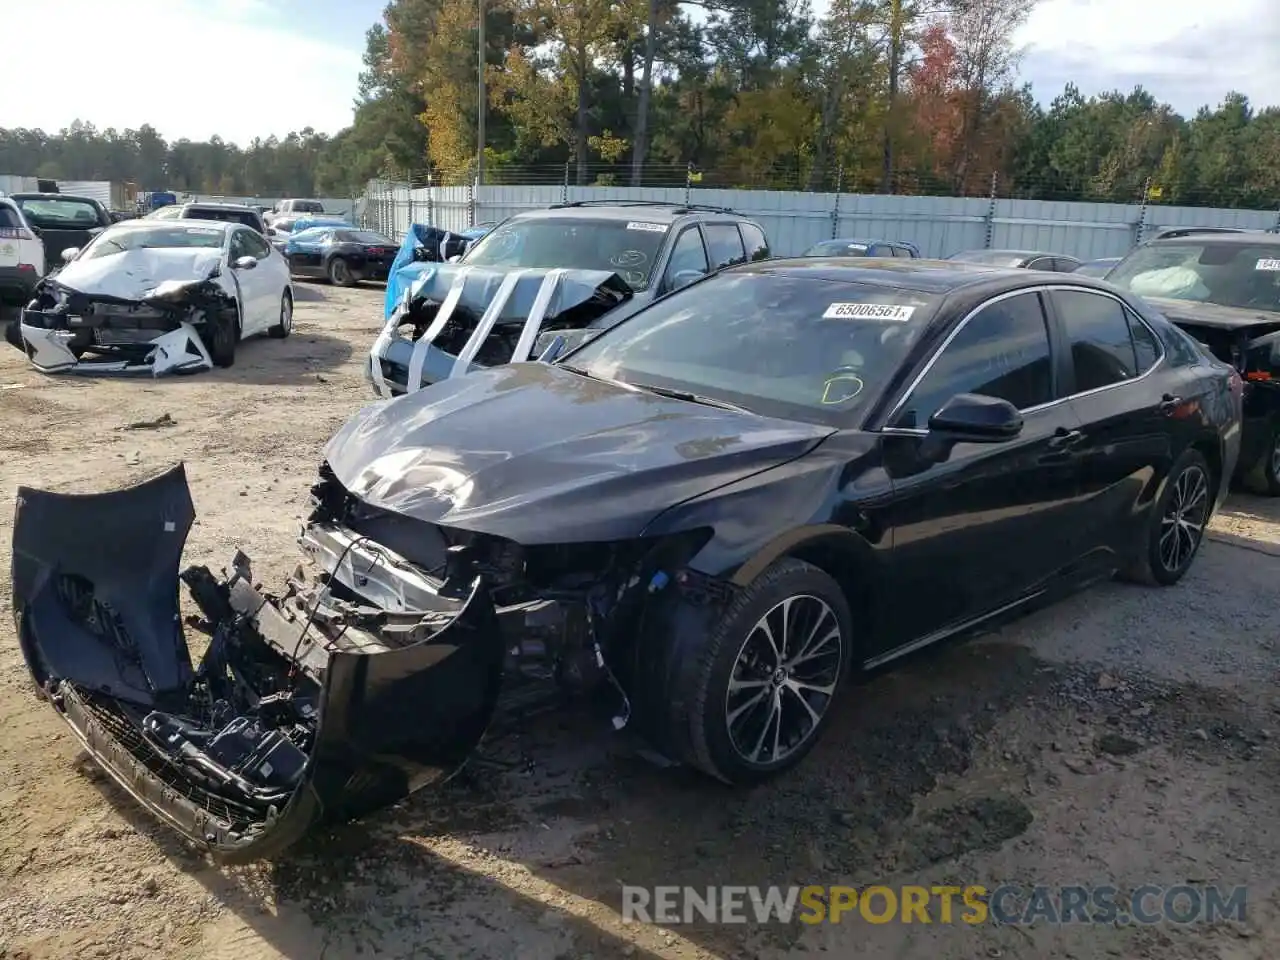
[5,219,294,375]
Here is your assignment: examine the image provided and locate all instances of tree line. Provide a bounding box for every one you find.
[3,0,1278,211]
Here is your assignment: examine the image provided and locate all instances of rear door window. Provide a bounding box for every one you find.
[0,205,24,229]
[1050,289,1142,392]
[704,223,747,270]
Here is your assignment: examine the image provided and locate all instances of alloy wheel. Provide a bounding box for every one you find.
[724,595,844,766]
[1158,465,1209,574]
[331,259,351,284]
[1270,431,1280,483]
[280,295,293,333]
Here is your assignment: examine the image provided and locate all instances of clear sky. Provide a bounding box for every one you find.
[4,0,1276,145]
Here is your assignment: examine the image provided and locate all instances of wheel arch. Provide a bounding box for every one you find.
[728,524,881,652]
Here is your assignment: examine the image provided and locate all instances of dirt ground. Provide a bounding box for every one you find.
[2,283,1279,960]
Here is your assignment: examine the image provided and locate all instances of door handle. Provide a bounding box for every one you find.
[1047,427,1085,450]
[1158,394,1183,416]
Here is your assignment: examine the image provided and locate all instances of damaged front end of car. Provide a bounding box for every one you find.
[10,274,235,375]
[11,458,732,861]
[11,463,509,862]
[369,264,634,398]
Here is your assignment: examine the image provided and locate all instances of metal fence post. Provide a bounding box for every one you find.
[562,162,570,204]
[426,171,434,226]
[407,181,415,233]
[1272,201,1279,232]
[1133,178,1152,247]
[468,178,477,227]
[685,162,693,207]
[984,172,999,248]
[830,162,844,240]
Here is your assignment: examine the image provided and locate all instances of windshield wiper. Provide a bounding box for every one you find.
[630,382,752,413]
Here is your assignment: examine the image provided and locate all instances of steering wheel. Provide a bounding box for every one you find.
[821,366,865,405]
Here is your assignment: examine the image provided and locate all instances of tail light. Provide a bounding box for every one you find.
[0,227,36,241]
[16,263,35,274]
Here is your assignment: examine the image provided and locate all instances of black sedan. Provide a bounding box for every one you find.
[11,257,1242,860]
[285,227,398,285]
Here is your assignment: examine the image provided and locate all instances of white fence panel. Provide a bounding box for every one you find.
[365,179,1280,261]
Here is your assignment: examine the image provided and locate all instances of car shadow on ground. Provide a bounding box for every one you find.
[289,282,329,303]
[62,625,1261,959]
[200,332,354,387]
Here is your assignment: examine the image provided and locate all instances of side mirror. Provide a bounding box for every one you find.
[61,247,80,263]
[233,255,258,270]
[536,334,567,363]
[927,393,1023,441]
[670,269,705,291]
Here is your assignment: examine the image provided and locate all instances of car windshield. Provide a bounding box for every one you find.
[805,240,871,257]
[462,217,670,290]
[82,224,226,260]
[291,201,324,213]
[1106,242,1280,314]
[947,250,1029,266]
[273,218,297,233]
[14,197,103,228]
[1074,261,1116,278]
[564,271,938,426]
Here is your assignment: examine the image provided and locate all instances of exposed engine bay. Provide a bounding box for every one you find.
[11,459,723,861]
[9,275,235,375]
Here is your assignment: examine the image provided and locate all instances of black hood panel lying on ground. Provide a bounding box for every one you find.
[330,361,836,544]
[11,464,507,862]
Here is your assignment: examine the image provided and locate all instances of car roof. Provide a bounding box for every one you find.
[183,202,258,213]
[953,248,1063,258]
[113,217,231,232]
[727,256,1117,296]
[819,237,910,246]
[508,201,750,224]
[10,192,100,202]
[1143,231,1280,247]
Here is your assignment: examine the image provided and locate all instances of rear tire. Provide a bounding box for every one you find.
[1121,448,1212,586]
[202,310,238,368]
[1242,419,1280,497]
[327,257,356,286]
[267,291,293,339]
[670,558,853,785]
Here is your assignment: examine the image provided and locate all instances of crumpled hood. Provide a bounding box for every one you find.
[325,362,835,544]
[385,261,633,328]
[1142,296,1280,333]
[54,247,223,301]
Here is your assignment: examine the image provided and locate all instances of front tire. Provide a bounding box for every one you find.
[327,257,356,286]
[267,290,293,339]
[202,310,238,368]
[1123,448,1212,586]
[674,558,853,785]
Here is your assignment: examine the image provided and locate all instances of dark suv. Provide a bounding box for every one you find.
[367,200,771,397]
[1104,228,1280,494]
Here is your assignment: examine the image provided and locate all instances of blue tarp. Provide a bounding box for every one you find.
[383,223,493,320]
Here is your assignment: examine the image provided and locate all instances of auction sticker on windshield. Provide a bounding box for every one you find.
[823,302,916,321]
[1256,259,1280,272]
[626,222,668,233]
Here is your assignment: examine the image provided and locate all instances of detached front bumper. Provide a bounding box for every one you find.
[11,464,507,862]
[15,308,213,375]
